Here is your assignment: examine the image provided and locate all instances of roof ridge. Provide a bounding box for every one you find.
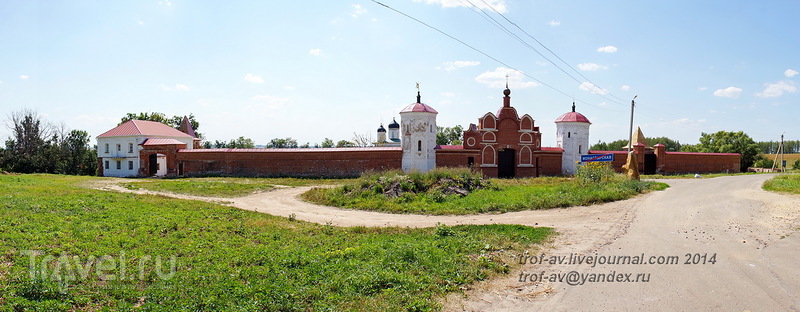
[132,119,143,135]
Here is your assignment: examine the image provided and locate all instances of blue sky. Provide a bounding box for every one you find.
[1,0,798,147]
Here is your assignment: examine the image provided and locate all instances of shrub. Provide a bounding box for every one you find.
[575,162,616,184]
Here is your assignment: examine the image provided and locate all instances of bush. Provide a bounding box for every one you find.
[575,162,617,184]
[793,160,800,170]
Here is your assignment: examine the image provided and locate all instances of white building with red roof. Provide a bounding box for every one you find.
[555,103,592,175]
[96,119,197,177]
[400,91,438,172]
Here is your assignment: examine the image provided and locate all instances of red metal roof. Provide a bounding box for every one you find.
[400,102,438,113]
[142,138,187,146]
[435,145,464,150]
[540,147,564,152]
[98,120,193,138]
[554,112,591,123]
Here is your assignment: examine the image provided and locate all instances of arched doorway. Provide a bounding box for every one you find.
[498,149,515,178]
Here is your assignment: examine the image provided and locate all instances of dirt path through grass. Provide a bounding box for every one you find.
[92,174,800,311]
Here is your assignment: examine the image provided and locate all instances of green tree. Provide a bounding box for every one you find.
[336,140,355,148]
[59,130,97,175]
[793,159,800,170]
[120,112,203,139]
[229,137,256,148]
[647,137,682,151]
[3,110,50,173]
[679,144,700,152]
[267,137,298,148]
[590,139,627,151]
[320,138,335,148]
[695,131,760,172]
[436,125,463,145]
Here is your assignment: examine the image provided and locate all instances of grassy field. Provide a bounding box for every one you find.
[762,174,800,194]
[120,177,349,197]
[303,168,668,215]
[0,174,552,311]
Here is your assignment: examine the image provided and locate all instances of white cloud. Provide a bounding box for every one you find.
[698,86,708,91]
[284,86,295,91]
[579,82,608,95]
[712,86,742,98]
[158,0,172,6]
[20,75,29,80]
[475,67,539,89]
[243,73,264,84]
[439,60,480,71]
[596,46,618,53]
[577,63,608,71]
[414,0,507,13]
[549,20,560,27]
[250,95,290,111]
[160,83,190,91]
[755,80,796,98]
[621,85,631,91]
[785,69,799,78]
[309,48,323,56]
[351,4,367,17]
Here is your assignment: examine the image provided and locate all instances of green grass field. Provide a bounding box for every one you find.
[120,177,349,197]
[762,174,800,194]
[303,169,668,215]
[0,174,552,311]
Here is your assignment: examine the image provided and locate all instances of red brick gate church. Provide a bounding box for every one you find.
[97,86,740,178]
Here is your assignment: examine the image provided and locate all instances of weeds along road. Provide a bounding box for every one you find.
[447,174,800,311]
[100,174,800,310]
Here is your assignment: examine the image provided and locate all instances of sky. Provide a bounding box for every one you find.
[1,0,798,148]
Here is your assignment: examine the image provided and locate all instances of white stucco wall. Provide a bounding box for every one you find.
[556,121,590,175]
[400,111,437,173]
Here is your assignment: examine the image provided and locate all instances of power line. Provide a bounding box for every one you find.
[369,0,618,112]
[475,0,627,104]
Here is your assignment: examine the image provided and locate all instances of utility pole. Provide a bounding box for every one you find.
[771,133,785,172]
[628,95,637,150]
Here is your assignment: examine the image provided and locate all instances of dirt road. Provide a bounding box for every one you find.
[446,174,800,311]
[98,174,800,311]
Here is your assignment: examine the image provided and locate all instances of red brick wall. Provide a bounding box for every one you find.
[658,152,740,174]
[436,149,480,169]
[589,150,740,174]
[177,149,402,178]
[537,153,563,176]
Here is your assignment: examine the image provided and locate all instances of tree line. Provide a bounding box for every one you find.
[590,131,799,172]
[1,110,96,175]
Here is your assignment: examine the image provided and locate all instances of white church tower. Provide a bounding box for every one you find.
[555,102,591,175]
[400,90,437,173]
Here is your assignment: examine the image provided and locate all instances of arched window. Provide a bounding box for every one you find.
[568,132,571,138]
[417,140,422,151]
[579,145,582,154]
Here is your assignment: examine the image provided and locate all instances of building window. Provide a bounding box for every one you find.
[116,160,121,170]
[579,145,582,154]
[417,140,422,151]
[128,161,134,170]
[468,157,474,168]
[104,160,109,169]
[568,132,571,138]
[117,144,121,152]
[104,144,109,153]
[128,143,134,153]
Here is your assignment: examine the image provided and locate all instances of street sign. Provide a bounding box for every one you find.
[580,154,614,162]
